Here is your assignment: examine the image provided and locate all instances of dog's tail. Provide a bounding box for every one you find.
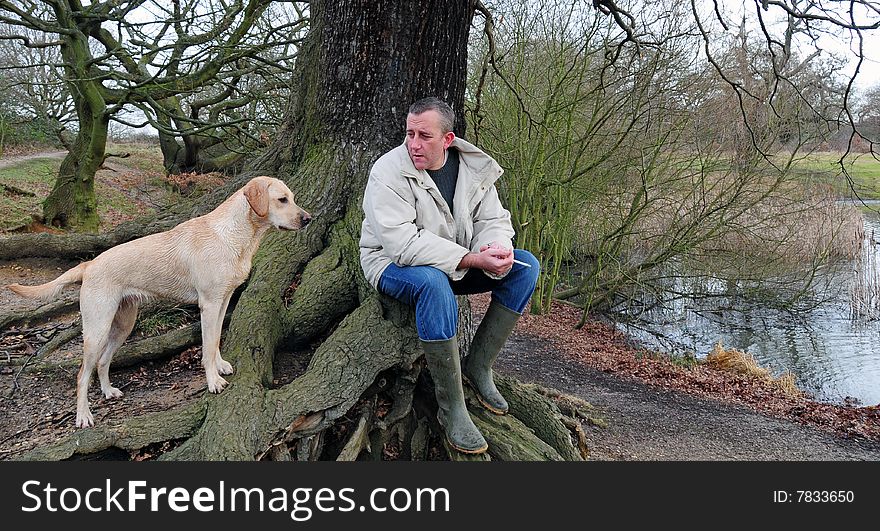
[6,262,87,301]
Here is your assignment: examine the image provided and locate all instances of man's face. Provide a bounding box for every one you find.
[405,110,455,171]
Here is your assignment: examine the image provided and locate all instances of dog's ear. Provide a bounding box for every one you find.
[244,178,270,217]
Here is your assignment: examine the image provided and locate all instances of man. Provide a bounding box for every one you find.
[360,97,540,454]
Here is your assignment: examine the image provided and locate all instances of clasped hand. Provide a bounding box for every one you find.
[477,242,513,276]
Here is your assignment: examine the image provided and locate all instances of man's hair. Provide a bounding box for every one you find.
[408,97,455,133]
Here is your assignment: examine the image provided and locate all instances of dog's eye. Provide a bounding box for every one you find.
[278,197,289,203]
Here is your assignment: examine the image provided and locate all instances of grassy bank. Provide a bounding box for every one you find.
[792,151,880,201]
[0,157,61,231]
[0,142,166,232]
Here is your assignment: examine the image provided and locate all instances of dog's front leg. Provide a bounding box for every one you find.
[215,290,236,376]
[199,298,228,393]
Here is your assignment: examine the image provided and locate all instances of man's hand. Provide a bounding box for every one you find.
[458,243,513,276]
[479,242,511,255]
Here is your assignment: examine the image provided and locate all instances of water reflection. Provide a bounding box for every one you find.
[620,212,880,407]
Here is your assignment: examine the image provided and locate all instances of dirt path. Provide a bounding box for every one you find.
[497,332,880,460]
[0,150,67,170]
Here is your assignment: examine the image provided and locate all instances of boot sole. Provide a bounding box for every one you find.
[475,394,508,416]
[463,376,509,416]
[447,437,488,454]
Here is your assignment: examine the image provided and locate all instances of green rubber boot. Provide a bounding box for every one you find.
[463,300,520,415]
[422,338,488,454]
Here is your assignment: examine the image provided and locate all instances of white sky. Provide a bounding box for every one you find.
[832,31,880,91]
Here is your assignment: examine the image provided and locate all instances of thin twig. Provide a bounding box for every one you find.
[473,1,541,136]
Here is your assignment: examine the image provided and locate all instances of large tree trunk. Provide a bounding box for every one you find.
[42,116,107,232]
[152,94,249,176]
[19,0,586,461]
[42,8,107,232]
[154,97,219,176]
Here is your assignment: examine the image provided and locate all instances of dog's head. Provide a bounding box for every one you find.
[243,176,312,231]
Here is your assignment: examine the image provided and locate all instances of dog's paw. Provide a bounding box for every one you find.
[218,358,234,376]
[207,375,229,393]
[76,411,95,428]
[103,387,123,399]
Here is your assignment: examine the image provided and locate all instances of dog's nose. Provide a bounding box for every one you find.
[301,212,312,226]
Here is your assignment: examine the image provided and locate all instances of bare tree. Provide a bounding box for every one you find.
[854,82,880,143]
[123,2,308,174]
[0,0,306,231]
[686,0,879,159]
[0,24,74,147]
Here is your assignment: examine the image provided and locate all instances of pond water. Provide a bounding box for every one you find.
[619,209,880,407]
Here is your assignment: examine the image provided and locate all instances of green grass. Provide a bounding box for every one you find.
[0,157,61,230]
[96,179,151,230]
[106,141,166,175]
[789,151,880,200]
[0,141,168,232]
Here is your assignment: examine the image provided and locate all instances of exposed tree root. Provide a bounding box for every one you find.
[282,242,359,345]
[495,375,588,460]
[471,404,563,461]
[11,294,588,462]
[531,383,607,428]
[0,295,78,329]
[36,322,82,359]
[335,399,375,461]
[11,321,204,374]
[17,401,207,461]
[0,182,37,197]
[376,364,422,430]
[257,298,418,456]
[560,416,591,460]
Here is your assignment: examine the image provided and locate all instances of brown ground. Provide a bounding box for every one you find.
[1,151,878,461]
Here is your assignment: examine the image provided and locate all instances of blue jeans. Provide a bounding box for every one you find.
[378,249,540,340]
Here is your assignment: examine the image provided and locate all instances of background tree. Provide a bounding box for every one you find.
[121,2,308,174]
[0,0,304,231]
[853,82,880,147]
[0,24,74,152]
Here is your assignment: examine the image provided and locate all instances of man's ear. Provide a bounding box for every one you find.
[443,131,455,150]
[244,178,270,217]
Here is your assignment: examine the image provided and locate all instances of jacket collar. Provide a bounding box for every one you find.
[398,137,503,187]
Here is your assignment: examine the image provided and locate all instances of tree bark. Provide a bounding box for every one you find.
[41,3,109,232]
[42,123,106,232]
[154,97,188,175]
[17,0,586,461]
[153,96,247,176]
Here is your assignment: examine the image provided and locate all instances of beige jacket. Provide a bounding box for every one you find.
[360,137,515,289]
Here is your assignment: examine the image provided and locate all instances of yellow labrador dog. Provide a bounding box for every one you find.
[7,176,311,428]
